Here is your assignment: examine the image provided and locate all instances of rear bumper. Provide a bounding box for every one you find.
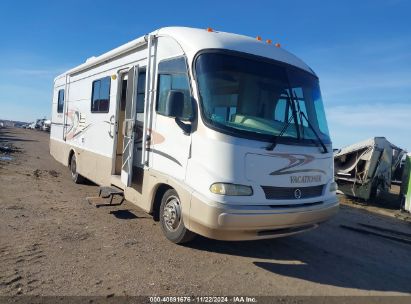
[188,195,339,241]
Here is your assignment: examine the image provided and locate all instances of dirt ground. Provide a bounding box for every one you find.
[1,127,411,297]
[338,186,411,223]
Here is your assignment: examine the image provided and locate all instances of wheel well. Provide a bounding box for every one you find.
[68,150,75,167]
[152,184,173,221]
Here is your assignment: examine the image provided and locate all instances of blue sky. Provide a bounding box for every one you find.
[0,0,410,150]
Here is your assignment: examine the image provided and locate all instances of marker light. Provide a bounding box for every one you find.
[111,75,117,80]
[207,27,214,32]
[256,36,262,41]
[266,39,272,44]
[275,43,281,48]
[210,183,253,196]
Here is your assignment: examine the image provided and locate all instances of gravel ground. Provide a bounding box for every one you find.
[1,127,411,297]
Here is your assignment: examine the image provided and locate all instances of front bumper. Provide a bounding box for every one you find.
[188,194,339,241]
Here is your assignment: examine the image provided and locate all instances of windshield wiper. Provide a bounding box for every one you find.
[266,92,300,151]
[289,89,328,154]
[298,110,328,154]
[266,90,328,153]
[265,114,295,151]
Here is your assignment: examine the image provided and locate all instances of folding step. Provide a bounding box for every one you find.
[86,186,125,208]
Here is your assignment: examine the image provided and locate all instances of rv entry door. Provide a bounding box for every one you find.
[121,65,140,186]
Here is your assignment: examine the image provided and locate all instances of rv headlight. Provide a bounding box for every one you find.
[329,182,338,192]
[210,183,253,196]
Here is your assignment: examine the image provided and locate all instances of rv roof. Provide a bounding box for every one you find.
[158,27,314,73]
[56,26,314,80]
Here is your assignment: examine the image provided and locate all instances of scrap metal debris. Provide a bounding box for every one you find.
[0,144,21,162]
[400,153,411,212]
[0,144,21,154]
[334,137,405,201]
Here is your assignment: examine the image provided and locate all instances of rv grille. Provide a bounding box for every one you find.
[261,185,324,200]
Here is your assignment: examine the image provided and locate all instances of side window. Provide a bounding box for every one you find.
[57,89,64,113]
[156,57,192,120]
[91,76,111,113]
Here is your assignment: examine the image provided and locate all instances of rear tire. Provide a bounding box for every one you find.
[160,189,195,244]
[70,154,85,184]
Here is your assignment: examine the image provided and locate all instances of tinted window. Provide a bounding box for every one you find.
[196,53,331,144]
[136,71,146,113]
[156,57,192,120]
[91,77,111,113]
[57,89,64,113]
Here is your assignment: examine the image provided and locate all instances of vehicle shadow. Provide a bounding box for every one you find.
[83,178,98,186]
[109,209,138,220]
[186,229,411,293]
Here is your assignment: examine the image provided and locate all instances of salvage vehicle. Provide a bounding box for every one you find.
[334,137,405,201]
[50,27,338,243]
[42,119,51,132]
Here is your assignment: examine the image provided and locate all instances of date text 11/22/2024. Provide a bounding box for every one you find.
[149,296,257,303]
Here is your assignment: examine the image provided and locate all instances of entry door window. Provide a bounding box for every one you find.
[136,71,146,120]
[134,70,146,144]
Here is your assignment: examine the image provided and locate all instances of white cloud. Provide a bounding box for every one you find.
[320,71,411,101]
[296,37,411,106]
[9,68,58,76]
[5,67,67,78]
[327,103,411,128]
[326,103,411,151]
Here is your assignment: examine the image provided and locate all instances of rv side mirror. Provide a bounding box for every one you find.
[165,90,184,118]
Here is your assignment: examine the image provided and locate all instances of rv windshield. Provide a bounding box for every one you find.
[195,52,331,145]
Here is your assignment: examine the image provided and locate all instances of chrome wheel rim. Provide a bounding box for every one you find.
[163,195,181,232]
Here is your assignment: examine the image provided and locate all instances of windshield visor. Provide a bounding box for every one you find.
[195,52,331,144]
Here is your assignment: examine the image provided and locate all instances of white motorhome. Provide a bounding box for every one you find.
[50,27,338,243]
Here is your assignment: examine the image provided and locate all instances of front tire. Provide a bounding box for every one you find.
[160,189,195,244]
[70,154,85,184]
